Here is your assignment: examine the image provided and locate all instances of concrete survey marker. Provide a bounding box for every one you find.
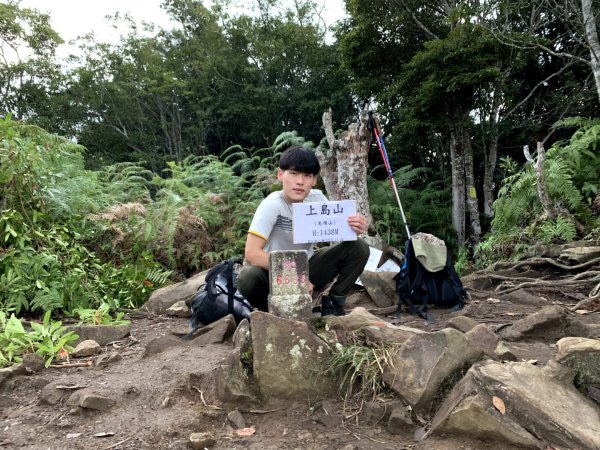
[268,250,312,320]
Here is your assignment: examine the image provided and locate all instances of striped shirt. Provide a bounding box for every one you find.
[248,189,327,257]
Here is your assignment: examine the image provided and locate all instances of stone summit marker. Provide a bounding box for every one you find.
[268,250,312,320]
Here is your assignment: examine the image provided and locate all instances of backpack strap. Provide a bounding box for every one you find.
[225,257,243,315]
[225,258,237,314]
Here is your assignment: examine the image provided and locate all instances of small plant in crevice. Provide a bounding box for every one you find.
[325,329,399,400]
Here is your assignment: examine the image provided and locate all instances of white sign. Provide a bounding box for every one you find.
[355,247,382,286]
[292,200,357,244]
[377,259,401,273]
[356,247,401,286]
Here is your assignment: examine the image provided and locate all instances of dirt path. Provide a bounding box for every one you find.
[0,281,597,449]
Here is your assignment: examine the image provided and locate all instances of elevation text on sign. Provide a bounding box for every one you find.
[292,200,356,244]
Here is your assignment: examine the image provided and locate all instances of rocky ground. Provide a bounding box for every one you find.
[1,249,599,450]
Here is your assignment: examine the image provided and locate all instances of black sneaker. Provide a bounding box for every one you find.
[321,296,346,317]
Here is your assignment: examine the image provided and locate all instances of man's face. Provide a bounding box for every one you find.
[277,168,317,203]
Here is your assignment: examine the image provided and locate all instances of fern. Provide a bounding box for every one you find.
[538,217,577,244]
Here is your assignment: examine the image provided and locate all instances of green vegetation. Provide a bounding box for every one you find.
[326,330,399,399]
[73,303,130,326]
[1,0,600,370]
[0,310,78,368]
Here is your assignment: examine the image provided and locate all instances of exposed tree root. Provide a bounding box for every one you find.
[493,256,600,272]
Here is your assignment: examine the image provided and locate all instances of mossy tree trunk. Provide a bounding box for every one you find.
[316,108,382,249]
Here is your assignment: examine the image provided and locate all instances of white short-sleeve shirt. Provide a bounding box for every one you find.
[248,189,327,258]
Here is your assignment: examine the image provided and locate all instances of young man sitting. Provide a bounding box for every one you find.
[237,146,370,316]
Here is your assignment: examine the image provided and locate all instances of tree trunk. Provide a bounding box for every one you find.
[462,125,482,243]
[483,96,500,218]
[449,129,466,246]
[582,0,600,102]
[316,108,381,248]
[524,143,553,219]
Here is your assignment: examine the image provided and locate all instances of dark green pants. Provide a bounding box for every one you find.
[237,238,370,310]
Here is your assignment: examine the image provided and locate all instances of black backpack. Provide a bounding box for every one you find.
[395,238,467,323]
[185,258,253,338]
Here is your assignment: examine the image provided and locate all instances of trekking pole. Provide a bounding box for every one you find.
[367,111,411,239]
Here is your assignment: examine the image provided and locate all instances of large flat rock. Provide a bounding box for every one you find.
[382,327,483,412]
[251,311,336,401]
[430,360,600,449]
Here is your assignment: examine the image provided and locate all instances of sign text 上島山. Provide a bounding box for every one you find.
[292,200,356,244]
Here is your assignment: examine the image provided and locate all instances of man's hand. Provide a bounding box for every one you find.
[348,213,368,236]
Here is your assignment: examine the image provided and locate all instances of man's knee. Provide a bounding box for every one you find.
[353,237,370,264]
[237,265,266,296]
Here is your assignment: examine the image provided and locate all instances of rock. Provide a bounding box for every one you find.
[189,432,215,449]
[588,385,600,404]
[361,401,401,426]
[465,324,499,357]
[559,246,600,265]
[326,307,422,345]
[187,314,237,345]
[555,337,600,387]
[345,291,371,308]
[386,405,414,434]
[460,272,493,290]
[268,250,312,320]
[22,353,45,373]
[33,378,50,390]
[232,318,251,351]
[227,410,246,429]
[72,340,101,358]
[316,413,343,427]
[432,391,542,448]
[68,323,131,346]
[143,335,182,357]
[40,381,68,405]
[215,363,261,408]
[166,300,191,318]
[251,311,336,401]
[499,305,568,341]
[363,324,418,347]
[359,271,397,307]
[141,270,207,315]
[382,327,483,412]
[446,315,479,333]
[541,360,575,384]
[430,360,600,449]
[0,364,26,389]
[502,289,548,306]
[66,390,115,411]
[94,351,122,368]
[494,342,517,361]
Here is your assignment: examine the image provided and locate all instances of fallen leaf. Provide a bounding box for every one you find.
[575,309,590,315]
[492,396,506,414]
[57,347,69,360]
[94,432,115,438]
[486,297,501,304]
[56,384,86,390]
[234,427,256,437]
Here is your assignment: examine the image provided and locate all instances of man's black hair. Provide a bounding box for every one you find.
[279,146,320,175]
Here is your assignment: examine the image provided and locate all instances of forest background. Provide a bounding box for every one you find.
[1,0,599,339]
